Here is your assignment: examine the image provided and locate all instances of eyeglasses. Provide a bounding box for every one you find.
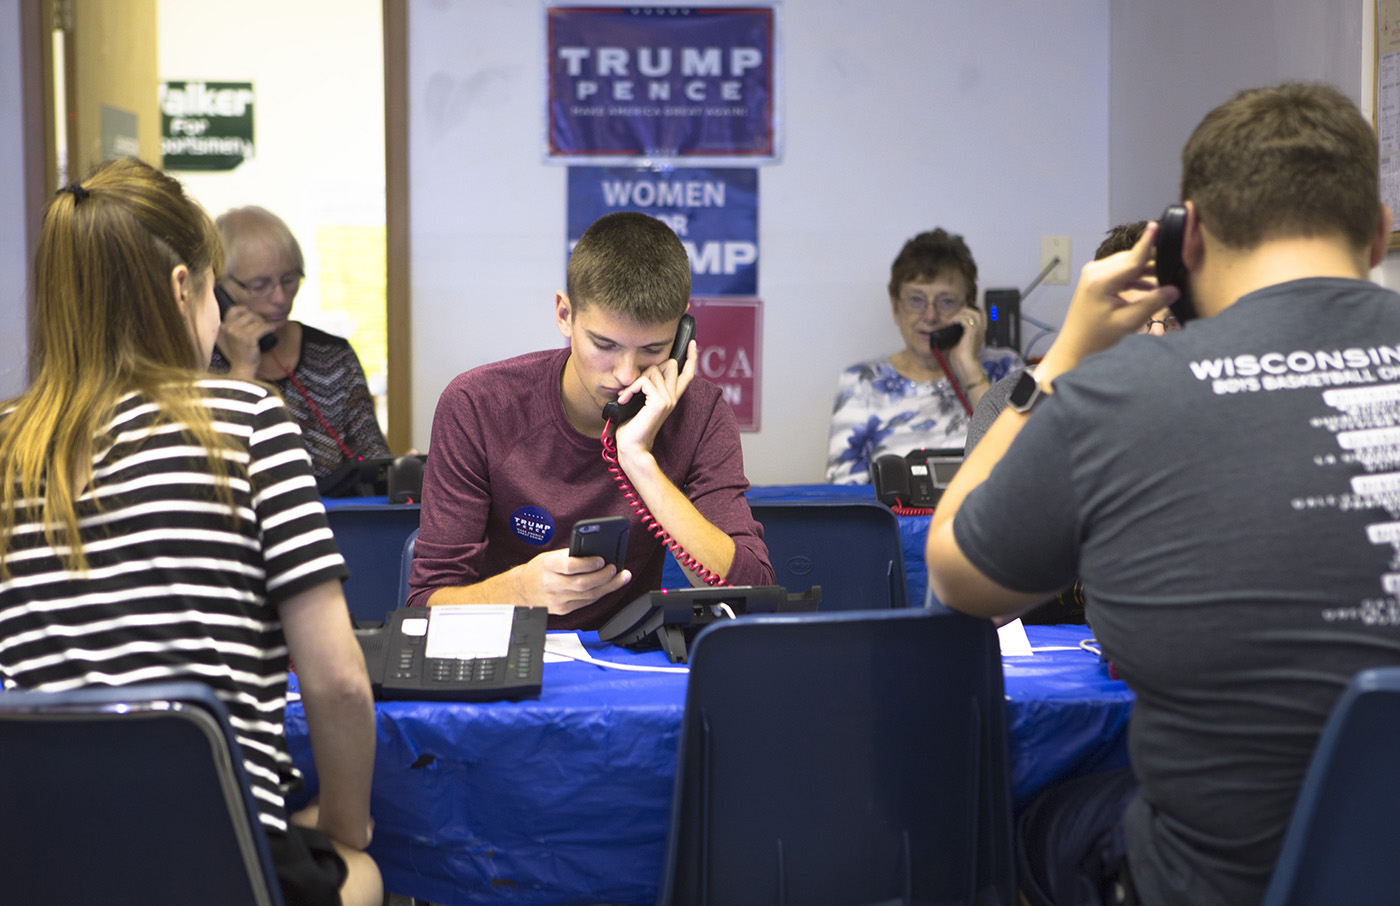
[899,292,965,316]
[228,271,304,298]
[1141,315,1182,334]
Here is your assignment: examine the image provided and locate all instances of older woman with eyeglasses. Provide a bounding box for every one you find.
[212,206,389,486]
[825,228,1023,485]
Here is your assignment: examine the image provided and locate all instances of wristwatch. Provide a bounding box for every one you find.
[1006,370,1046,414]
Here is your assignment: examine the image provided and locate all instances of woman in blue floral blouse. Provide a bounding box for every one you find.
[826,228,1022,484]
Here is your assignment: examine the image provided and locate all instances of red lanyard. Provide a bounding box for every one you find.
[271,348,357,461]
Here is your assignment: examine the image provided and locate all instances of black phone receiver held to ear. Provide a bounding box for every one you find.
[214,283,279,354]
[929,322,964,352]
[1155,205,1198,324]
[602,313,697,425]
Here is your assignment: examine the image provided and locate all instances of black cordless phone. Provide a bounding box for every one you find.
[214,283,279,353]
[602,313,696,425]
[1155,205,1198,324]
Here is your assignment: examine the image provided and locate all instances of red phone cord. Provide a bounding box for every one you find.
[600,422,730,587]
[930,344,975,417]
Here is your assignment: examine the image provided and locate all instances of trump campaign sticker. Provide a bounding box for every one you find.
[511,506,555,546]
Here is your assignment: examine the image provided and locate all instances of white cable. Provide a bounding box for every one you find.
[548,648,690,674]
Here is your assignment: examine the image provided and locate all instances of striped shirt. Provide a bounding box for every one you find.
[0,380,348,832]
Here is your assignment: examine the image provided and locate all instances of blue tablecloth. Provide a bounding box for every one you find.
[285,623,1131,906]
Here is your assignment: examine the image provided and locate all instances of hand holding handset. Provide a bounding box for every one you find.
[602,313,696,425]
[569,515,629,568]
[1154,205,1198,324]
[215,283,279,353]
[595,311,727,588]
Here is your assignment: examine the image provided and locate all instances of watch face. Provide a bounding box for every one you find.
[1008,371,1041,412]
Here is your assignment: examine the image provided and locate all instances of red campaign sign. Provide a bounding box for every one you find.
[688,297,761,431]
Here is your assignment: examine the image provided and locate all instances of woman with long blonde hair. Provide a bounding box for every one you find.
[0,158,381,906]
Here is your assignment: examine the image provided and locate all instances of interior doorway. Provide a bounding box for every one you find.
[24,0,410,449]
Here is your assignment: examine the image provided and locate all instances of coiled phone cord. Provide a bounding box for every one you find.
[930,344,975,417]
[600,422,730,587]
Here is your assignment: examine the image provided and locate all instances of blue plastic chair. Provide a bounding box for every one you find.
[657,608,1015,906]
[1259,666,1400,906]
[398,527,419,607]
[325,502,421,622]
[748,499,910,609]
[0,681,284,905]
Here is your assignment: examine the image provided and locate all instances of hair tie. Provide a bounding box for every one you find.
[59,182,90,203]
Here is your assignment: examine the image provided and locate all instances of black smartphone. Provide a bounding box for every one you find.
[214,283,279,353]
[929,322,964,352]
[602,313,696,425]
[569,516,630,568]
[1155,205,1198,324]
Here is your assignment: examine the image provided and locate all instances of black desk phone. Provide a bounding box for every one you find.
[357,606,547,702]
[597,585,821,663]
[872,448,964,510]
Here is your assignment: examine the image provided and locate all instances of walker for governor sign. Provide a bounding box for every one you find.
[161,81,255,171]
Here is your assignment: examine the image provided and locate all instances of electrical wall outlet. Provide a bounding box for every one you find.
[1041,236,1071,285]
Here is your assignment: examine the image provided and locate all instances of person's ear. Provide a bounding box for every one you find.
[1370,204,1394,270]
[169,263,192,309]
[1182,200,1205,272]
[555,291,573,339]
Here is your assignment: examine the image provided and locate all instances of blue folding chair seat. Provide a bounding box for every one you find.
[657,608,1014,906]
[325,502,421,622]
[1260,666,1400,906]
[749,499,910,609]
[0,681,284,905]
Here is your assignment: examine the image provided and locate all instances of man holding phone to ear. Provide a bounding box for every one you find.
[927,82,1400,906]
[408,212,772,630]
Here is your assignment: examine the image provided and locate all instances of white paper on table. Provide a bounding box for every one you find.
[997,618,1034,657]
[544,632,590,663]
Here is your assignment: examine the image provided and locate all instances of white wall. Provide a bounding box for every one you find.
[159,0,385,331]
[0,0,30,398]
[1108,0,1367,225]
[408,0,1112,484]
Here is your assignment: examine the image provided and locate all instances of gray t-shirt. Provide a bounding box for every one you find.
[954,277,1400,906]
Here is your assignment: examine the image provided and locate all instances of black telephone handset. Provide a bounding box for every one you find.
[602,313,696,425]
[928,322,964,352]
[214,283,279,353]
[1155,205,1198,324]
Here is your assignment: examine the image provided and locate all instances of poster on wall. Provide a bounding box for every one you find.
[160,81,255,171]
[567,166,758,295]
[546,5,778,162]
[687,297,762,431]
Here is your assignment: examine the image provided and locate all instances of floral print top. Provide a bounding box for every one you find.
[825,348,1022,484]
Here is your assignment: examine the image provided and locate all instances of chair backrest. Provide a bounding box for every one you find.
[325,502,421,622]
[657,608,1015,906]
[398,527,420,607]
[749,500,910,610]
[1260,666,1400,906]
[0,681,284,906]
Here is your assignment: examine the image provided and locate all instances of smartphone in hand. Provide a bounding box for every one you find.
[569,516,629,568]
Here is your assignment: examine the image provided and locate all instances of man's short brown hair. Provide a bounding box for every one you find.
[1181,82,1380,251]
[566,211,691,324]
